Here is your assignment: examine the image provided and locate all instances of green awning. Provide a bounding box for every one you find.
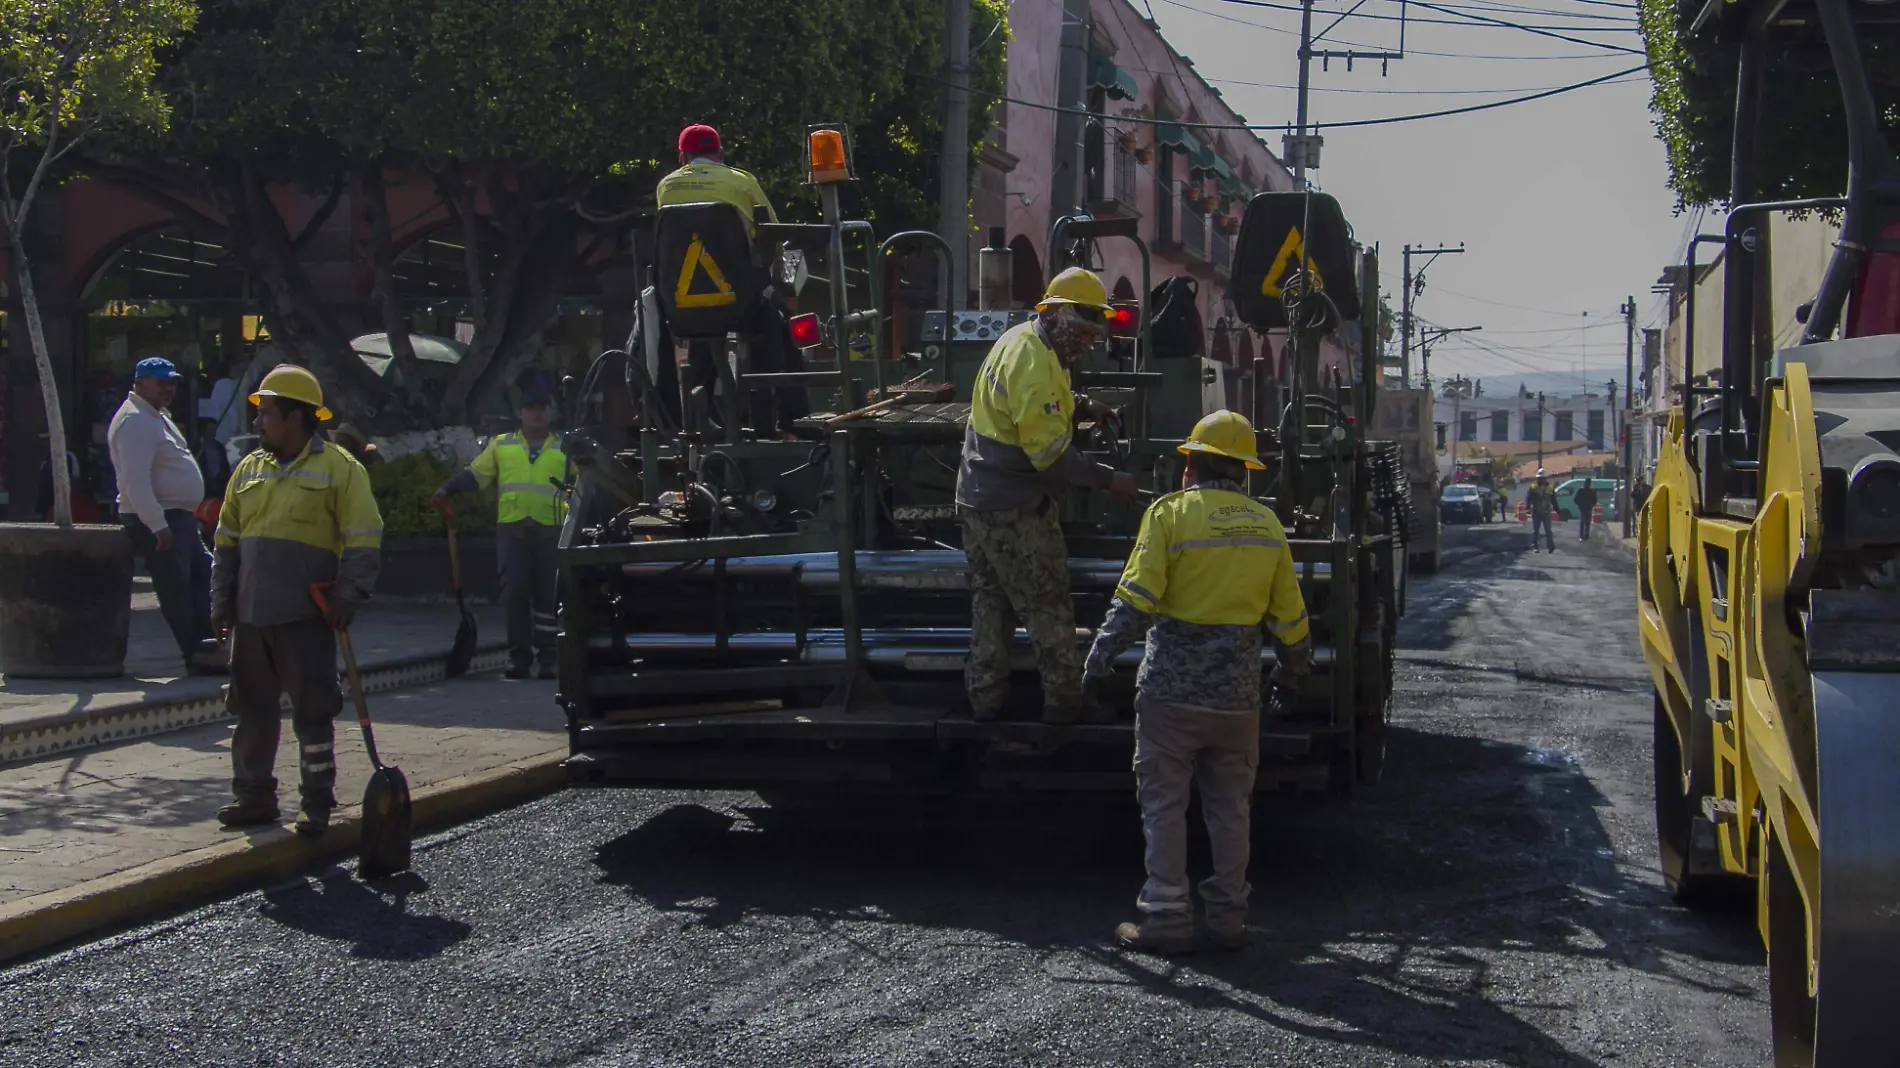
[1087,54,1139,101]
[1153,119,1192,150]
[1187,138,1219,176]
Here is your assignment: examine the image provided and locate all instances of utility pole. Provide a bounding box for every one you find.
[1293,0,1315,184]
[1285,0,1401,182]
[936,0,972,298]
[1417,324,1480,393]
[1621,296,1636,537]
[1401,243,1465,386]
[1535,392,1546,471]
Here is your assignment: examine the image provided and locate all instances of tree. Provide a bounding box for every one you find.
[90,0,1008,429]
[1,0,196,527]
[1640,0,1900,207]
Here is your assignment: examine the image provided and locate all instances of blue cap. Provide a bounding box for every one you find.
[133,357,184,382]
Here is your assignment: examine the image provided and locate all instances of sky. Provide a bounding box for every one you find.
[1141,0,1688,398]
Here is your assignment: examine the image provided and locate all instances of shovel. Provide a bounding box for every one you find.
[437,499,478,678]
[311,582,413,880]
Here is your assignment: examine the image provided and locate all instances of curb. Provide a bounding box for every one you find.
[0,644,510,766]
[0,747,568,966]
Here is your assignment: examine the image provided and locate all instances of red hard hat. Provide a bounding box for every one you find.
[678,124,722,156]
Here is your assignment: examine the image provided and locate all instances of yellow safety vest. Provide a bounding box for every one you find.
[470,433,569,526]
[656,162,778,231]
[1114,486,1310,645]
[215,437,383,624]
[968,322,1076,471]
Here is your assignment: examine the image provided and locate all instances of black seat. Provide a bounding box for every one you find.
[653,202,767,340]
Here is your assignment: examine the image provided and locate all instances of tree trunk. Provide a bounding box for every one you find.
[358,162,426,413]
[7,234,73,528]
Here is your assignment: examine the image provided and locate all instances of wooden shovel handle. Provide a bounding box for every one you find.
[436,500,464,591]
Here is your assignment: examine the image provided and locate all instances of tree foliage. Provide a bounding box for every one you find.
[2,0,196,526]
[1639,0,1900,208]
[88,0,1006,428]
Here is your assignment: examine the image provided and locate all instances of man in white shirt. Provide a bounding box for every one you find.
[109,358,221,674]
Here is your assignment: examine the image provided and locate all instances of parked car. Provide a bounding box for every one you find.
[1554,477,1623,521]
[1441,483,1485,524]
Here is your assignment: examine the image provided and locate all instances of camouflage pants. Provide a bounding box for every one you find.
[962,500,1084,716]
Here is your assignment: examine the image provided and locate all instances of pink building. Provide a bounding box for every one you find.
[975,0,1354,400]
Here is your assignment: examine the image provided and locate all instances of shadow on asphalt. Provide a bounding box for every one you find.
[589,717,1759,1065]
[258,869,470,961]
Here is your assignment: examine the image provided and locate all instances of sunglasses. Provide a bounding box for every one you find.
[1068,306,1106,325]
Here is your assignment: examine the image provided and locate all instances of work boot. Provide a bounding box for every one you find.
[217,799,280,828]
[505,659,532,680]
[537,661,557,681]
[186,639,229,677]
[293,807,331,837]
[1115,920,1196,956]
[1041,701,1082,726]
[969,702,999,723]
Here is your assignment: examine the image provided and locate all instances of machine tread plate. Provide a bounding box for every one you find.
[1811,670,1900,1063]
[796,402,969,442]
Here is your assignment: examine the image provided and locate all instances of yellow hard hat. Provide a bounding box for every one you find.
[1178,409,1265,470]
[250,364,333,422]
[1036,267,1112,312]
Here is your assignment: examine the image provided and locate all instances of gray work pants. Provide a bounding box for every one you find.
[228,619,342,812]
[1133,695,1261,936]
[498,520,560,668]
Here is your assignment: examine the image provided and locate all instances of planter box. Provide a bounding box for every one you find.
[0,523,135,678]
[377,535,499,600]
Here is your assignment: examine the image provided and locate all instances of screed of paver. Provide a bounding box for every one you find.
[0,675,562,903]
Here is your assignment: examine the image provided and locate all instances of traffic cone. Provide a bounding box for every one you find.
[1592,503,1604,523]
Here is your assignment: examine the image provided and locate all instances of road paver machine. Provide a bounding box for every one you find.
[1637,0,1900,1061]
[554,128,1400,800]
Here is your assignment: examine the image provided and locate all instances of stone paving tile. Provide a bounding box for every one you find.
[0,674,563,905]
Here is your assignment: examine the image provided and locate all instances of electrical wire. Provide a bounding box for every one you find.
[1150,0,1638,59]
[1192,71,1645,94]
[1403,0,1645,53]
[1308,64,1645,127]
[1202,0,1642,38]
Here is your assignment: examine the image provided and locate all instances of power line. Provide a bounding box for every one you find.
[1194,71,1646,94]
[1202,0,1641,37]
[1403,0,1644,52]
[1150,0,1640,59]
[1311,65,1645,128]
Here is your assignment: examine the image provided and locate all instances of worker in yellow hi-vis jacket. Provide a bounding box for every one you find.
[212,365,383,837]
[1084,410,1313,955]
[955,267,1141,724]
[436,384,571,679]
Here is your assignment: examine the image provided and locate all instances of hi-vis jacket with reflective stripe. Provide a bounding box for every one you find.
[1084,481,1310,713]
[212,437,382,626]
[467,433,570,527]
[1117,486,1308,638]
[656,161,778,232]
[956,321,1113,511]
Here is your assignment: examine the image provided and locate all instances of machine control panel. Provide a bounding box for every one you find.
[921,310,1037,343]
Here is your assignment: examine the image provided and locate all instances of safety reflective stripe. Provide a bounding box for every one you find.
[1118,579,1160,606]
[338,527,382,538]
[1024,430,1072,467]
[302,743,332,753]
[498,482,559,497]
[1266,615,1308,636]
[235,468,333,487]
[982,365,1009,399]
[1166,535,1284,554]
[302,762,335,774]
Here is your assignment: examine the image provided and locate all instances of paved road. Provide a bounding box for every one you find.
[0,524,1771,1067]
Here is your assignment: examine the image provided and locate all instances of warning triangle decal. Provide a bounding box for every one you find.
[674,235,737,308]
[1260,227,1324,299]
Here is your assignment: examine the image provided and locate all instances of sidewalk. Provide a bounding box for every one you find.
[0,579,508,764]
[0,672,568,960]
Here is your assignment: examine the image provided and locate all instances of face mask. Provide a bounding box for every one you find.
[1049,311,1100,363]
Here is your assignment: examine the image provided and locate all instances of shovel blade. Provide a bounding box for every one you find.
[446,614,477,678]
[359,765,413,879]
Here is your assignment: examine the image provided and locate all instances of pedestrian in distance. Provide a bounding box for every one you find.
[1575,480,1599,541]
[107,357,223,675]
[435,382,570,680]
[1084,410,1313,955]
[213,365,383,836]
[1527,469,1556,553]
[956,266,1142,724]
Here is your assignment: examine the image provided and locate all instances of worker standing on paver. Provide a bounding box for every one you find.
[107,357,222,675]
[1527,469,1556,553]
[1082,410,1312,955]
[435,384,569,679]
[956,268,1141,724]
[212,365,382,835]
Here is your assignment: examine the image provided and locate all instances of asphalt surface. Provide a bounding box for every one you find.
[2,521,1772,1067]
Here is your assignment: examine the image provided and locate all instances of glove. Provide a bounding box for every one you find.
[1083,675,1116,721]
[1266,683,1300,719]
